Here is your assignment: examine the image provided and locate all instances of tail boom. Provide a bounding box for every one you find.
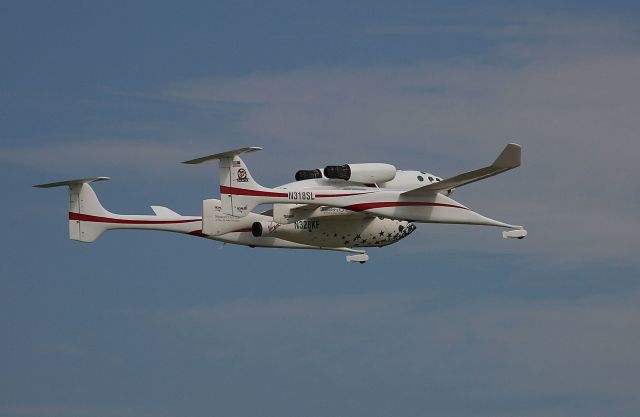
[67,211,203,240]
[35,177,202,242]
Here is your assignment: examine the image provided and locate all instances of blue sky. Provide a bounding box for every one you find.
[2,1,640,416]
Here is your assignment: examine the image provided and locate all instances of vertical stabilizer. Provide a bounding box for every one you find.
[35,177,112,242]
[219,155,266,216]
[183,147,266,217]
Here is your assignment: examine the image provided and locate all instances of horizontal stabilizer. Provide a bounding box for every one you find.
[402,143,521,196]
[33,177,110,188]
[182,147,262,165]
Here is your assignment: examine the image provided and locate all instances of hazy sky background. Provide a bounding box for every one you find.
[1,1,640,416]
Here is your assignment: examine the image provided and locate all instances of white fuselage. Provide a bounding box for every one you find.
[245,170,514,228]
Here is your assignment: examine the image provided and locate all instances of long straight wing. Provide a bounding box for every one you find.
[402,143,521,196]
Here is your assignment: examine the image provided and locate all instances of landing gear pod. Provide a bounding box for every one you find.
[346,253,369,263]
[323,163,396,184]
[502,228,527,239]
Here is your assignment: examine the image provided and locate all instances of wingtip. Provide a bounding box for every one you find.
[493,143,522,168]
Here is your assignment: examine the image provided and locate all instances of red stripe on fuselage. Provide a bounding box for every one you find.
[344,202,468,211]
[219,186,288,198]
[69,212,202,225]
[315,191,375,197]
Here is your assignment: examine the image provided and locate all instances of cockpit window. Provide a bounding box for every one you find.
[417,176,424,182]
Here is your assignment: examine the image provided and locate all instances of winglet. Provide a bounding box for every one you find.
[401,143,523,196]
[182,147,262,165]
[492,143,521,169]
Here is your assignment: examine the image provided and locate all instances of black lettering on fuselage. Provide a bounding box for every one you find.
[288,191,315,200]
[294,220,320,232]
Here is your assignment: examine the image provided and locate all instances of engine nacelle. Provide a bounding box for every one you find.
[323,163,396,184]
[295,169,323,181]
[252,221,281,237]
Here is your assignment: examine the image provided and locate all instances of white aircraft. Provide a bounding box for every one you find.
[35,144,526,263]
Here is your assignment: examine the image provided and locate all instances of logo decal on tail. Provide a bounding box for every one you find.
[237,168,249,182]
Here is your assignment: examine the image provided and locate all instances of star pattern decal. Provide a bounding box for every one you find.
[298,221,416,249]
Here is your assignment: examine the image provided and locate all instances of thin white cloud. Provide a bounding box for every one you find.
[0,140,207,178]
[162,289,640,417]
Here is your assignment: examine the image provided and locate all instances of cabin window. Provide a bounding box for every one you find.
[417,176,424,182]
[428,176,434,182]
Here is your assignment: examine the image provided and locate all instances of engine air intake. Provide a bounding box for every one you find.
[295,169,323,181]
[251,222,263,237]
[323,164,351,180]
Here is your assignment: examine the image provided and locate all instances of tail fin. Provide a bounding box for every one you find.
[34,177,112,242]
[183,146,267,217]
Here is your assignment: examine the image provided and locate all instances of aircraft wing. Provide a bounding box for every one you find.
[402,143,521,196]
[272,203,368,223]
